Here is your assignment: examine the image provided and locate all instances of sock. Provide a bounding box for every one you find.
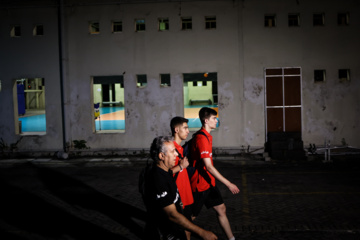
[229,237,235,240]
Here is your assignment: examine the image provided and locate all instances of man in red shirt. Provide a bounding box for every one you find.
[170,116,194,240]
[190,107,240,240]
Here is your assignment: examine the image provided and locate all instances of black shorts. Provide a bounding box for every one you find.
[183,204,193,221]
[191,186,224,217]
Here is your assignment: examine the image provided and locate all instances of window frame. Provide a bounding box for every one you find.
[205,16,216,30]
[10,25,21,37]
[314,70,326,83]
[181,17,192,30]
[160,74,171,87]
[288,13,300,27]
[112,21,123,33]
[338,12,349,26]
[89,21,100,34]
[137,74,147,87]
[158,18,169,31]
[338,69,350,82]
[265,15,276,27]
[313,13,325,26]
[33,24,44,36]
[135,19,146,32]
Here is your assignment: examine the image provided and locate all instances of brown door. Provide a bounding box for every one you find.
[265,67,302,139]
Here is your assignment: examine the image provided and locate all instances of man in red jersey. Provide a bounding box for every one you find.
[170,116,194,240]
[190,107,240,240]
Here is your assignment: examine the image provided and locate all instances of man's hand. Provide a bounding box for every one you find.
[227,183,240,194]
[199,229,218,240]
[180,156,189,169]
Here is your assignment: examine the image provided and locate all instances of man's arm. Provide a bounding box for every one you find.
[163,204,217,240]
[171,157,189,174]
[203,158,240,194]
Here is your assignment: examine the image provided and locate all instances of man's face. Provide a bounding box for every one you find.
[160,141,178,169]
[176,122,189,141]
[206,115,218,129]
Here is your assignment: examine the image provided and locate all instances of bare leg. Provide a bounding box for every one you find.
[213,203,234,239]
[185,230,191,240]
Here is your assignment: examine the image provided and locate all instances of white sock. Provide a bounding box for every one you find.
[229,237,235,240]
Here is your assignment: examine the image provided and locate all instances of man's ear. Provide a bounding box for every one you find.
[174,126,179,134]
[158,152,165,160]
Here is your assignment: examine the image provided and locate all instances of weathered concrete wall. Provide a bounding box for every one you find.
[0,6,64,152]
[64,1,243,150]
[0,0,359,156]
[242,0,360,148]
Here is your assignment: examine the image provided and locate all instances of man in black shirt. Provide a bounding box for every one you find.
[143,136,217,240]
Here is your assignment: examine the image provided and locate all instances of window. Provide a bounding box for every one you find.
[89,21,100,34]
[205,16,216,29]
[313,13,325,26]
[137,74,147,87]
[33,25,44,36]
[160,74,171,87]
[314,70,326,82]
[14,78,46,134]
[338,12,349,26]
[135,19,146,32]
[158,18,169,31]
[93,76,125,132]
[265,15,276,27]
[339,69,350,82]
[10,25,21,37]
[288,13,300,27]
[183,72,218,129]
[112,21,122,33]
[181,17,192,30]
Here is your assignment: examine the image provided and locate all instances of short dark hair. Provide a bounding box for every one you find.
[199,107,217,126]
[170,116,189,136]
[150,136,174,163]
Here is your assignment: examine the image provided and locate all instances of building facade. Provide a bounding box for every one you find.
[0,0,359,156]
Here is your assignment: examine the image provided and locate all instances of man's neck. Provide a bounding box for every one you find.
[157,162,169,172]
[202,126,212,133]
[174,135,182,145]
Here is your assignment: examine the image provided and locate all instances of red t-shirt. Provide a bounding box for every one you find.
[190,128,216,192]
[173,141,194,207]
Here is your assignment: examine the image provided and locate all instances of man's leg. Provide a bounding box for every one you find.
[213,203,234,240]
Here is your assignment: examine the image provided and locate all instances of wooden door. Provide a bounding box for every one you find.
[265,67,302,139]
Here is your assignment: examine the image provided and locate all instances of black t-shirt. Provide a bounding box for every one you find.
[144,165,185,239]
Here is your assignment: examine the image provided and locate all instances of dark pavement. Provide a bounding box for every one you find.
[0,154,360,240]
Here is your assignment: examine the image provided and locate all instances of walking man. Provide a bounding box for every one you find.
[143,136,217,240]
[190,107,240,240]
[170,116,193,239]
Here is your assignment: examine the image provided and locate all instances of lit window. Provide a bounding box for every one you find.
[112,21,122,33]
[183,73,218,129]
[265,15,276,27]
[314,70,326,82]
[181,17,192,30]
[338,12,349,26]
[313,13,325,26]
[10,25,21,37]
[15,78,46,134]
[288,13,300,27]
[93,76,125,132]
[89,21,100,34]
[135,19,146,32]
[205,16,216,29]
[158,18,169,31]
[339,69,350,82]
[160,74,171,87]
[33,25,44,36]
[137,74,147,87]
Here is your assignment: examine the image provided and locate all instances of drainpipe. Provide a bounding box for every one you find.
[57,0,68,159]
